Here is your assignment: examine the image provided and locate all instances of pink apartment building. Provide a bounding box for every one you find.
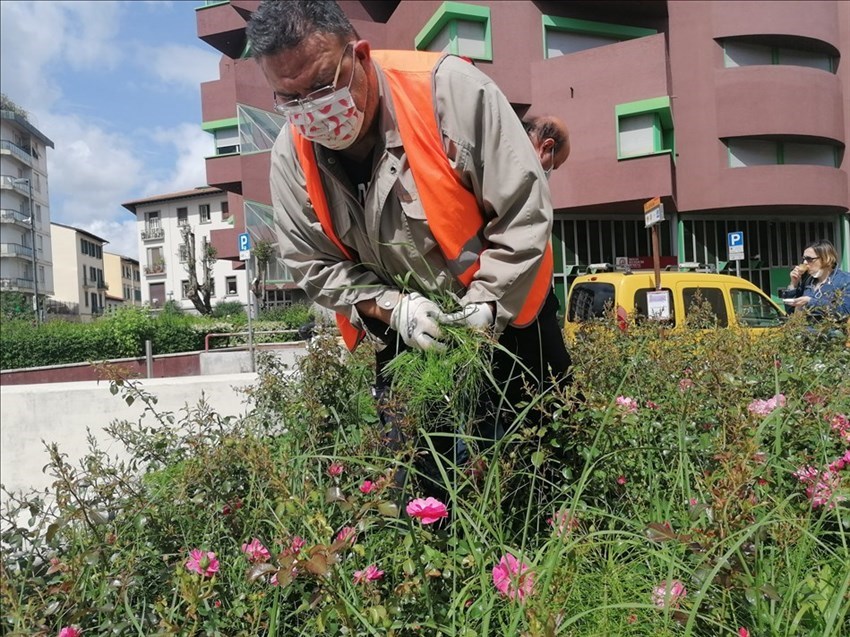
[196,0,850,307]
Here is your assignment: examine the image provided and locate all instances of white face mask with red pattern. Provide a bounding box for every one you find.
[289,87,364,151]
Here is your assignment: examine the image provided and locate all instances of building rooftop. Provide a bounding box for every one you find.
[51,221,110,245]
[121,186,223,214]
[104,251,139,265]
[0,110,55,148]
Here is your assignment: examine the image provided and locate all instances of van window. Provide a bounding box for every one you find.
[731,288,782,327]
[568,283,615,322]
[634,288,675,324]
[683,287,728,327]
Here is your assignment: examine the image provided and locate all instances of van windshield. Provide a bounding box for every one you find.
[567,283,615,322]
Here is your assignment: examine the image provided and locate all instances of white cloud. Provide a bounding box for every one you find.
[146,123,214,195]
[84,219,140,260]
[146,44,221,91]
[0,1,122,108]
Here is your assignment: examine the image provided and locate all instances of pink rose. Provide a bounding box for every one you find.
[327,462,344,477]
[336,526,357,545]
[241,538,270,563]
[615,395,638,413]
[678,378,694,392]
[492,553,534,601]
[405,497,449,525]
[58,628,81,637]
[738,629,750,637]
[617,475,627,486]
[652,579,687,609]
[185,549,219,578]
[353,564,384,584]
[747,394,786,416]
[359,480,375,494]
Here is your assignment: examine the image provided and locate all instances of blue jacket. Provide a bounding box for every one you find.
[790,268,850,319]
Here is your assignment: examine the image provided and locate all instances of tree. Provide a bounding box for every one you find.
[1,93,29,119]
[180,225,217,315]
[251,239,275,310]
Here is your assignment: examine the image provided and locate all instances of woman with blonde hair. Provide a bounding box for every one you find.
[783,239,850,319]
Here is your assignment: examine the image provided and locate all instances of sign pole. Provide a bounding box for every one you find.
[238,232,255,373]
[643,197,664,290]
[652,225,661,290]
[246,257,255,373]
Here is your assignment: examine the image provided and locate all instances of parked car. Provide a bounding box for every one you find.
[563,263,786,341]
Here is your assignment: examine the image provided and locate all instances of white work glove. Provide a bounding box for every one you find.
[389,292,445,351]
[440,302,495,331]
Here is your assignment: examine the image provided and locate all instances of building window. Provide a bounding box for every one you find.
[145,210,161,228]
[213,126,240,155]
[36,235,43,255]
[181,280,190,299]
[34,204,41,224]
[38,265,44,284]
[726,138,839,168]
[415,2,492,61]
[615,97,674,160]
[210,278,216,297]
[722,39,835,72]
[226,276,237,295]
[81,238,88,256]
[90,266,97,281]
[177,207,188,226]
[543,16,656,59]
[221,201,229,220]
[199,204,212,224]
[178,243,188,263]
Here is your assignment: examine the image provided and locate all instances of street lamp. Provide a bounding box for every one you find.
[12,177,40,324]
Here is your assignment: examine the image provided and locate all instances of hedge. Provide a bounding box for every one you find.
[0,303,315,371]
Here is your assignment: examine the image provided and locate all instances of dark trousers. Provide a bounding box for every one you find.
[370,289,572,498]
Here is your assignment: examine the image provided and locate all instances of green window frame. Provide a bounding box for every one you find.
[414,1,492,62]
[201,117,240,157]
[615,97,674,160]
[195,1,229,10]
[542,16,656,59]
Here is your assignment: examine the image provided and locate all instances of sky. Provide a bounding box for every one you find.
[0,0,222,258]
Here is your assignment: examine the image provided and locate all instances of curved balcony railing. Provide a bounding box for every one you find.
[0,277,34,290]
[0,243,33,258]
[0,208,29,225]
[0,140,33,166]
[141,226,165,241]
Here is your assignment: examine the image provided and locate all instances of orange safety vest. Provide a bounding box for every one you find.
[292,50,554,351]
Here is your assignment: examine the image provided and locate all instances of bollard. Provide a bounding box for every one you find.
[145,339,153,378]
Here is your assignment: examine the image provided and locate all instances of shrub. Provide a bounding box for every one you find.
[211,300,246,319]
[258,302,314,327]
[2,319,848,635]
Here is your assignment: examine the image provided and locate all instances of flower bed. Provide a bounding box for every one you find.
[2,318,848,636]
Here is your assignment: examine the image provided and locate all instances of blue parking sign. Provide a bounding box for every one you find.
[728,231,744,261]
[238,232,251,252]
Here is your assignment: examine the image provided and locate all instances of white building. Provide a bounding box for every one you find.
[50,222,109,321]
[122,187,249,312]
[0,103,54,317]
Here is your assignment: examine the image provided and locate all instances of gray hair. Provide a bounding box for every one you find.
[522,115,569,157]
[247,0,358,59]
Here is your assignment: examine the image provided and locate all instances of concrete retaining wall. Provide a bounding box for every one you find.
[0,373,261,498]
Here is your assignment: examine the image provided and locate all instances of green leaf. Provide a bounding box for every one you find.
[246,562,277,583]
[531,451,545,468]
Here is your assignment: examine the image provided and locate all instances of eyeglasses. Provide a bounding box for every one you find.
[802,255,819,263]
[273,43,354,115]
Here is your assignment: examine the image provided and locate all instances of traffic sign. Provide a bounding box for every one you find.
[643,197,664,228]
[238,232,251,252]
[728,231,744,261]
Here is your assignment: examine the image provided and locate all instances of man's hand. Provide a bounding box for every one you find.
[440,302,495,331]
[389,293,445,351]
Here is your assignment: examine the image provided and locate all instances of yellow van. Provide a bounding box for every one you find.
[563,263,786,341]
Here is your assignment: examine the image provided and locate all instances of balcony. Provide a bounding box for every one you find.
[0,175,31,195]
[0,208,30,228]
[144,262,167,276]
[0,140,33,166]
[97,280,109,291]
[141,226,165,241]
[0,243,33,258]
[0,277,34,291]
